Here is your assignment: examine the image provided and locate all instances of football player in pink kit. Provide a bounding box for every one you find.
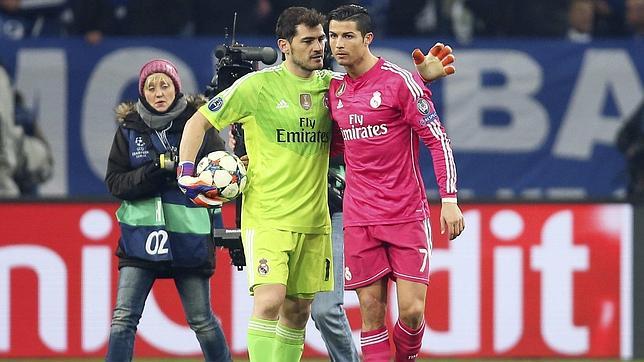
[327,4,465,362]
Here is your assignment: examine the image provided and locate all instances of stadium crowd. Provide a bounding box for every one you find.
[0,0,642,43]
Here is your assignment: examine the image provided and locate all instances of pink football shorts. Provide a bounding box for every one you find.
[343,219,433,290]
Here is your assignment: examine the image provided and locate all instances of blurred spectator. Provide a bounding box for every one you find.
[386,0,433,36]
[617,100,644,201]
[383,0,474,42]
[192,0,263,36]
[385,0,454,37]
[0,62,19,197]
[362,0,389,33]
[63,0,113,44]
[0,63,52,197]
[252,0,277,35]
[241,0,357,36]
[197,0,351,38]
[626,0,644,36]
[125,0,194,36]
[109,0,127,35]
[449,0,474,42]
[466,0,568,37]
[593,0,628,36]
[194,0,334,37]
[12,91,53,195]
[0,0,66,39]
[307,0,357,13]
[567,0,595,42]
[2,0,636,40]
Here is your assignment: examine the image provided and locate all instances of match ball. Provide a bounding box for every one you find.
[196,151,247,203]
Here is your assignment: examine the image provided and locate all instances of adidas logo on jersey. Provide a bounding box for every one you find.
[276,99,289,109]
[337,99,343,109]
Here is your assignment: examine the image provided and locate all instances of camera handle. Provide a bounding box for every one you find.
[213,228,246,271]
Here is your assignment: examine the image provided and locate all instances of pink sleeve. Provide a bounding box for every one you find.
[400,74,458,199]
[330,120,345,157]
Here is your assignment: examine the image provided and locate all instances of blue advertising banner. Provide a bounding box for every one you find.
[0,37,642,199]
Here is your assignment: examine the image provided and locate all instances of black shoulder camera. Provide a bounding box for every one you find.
[208,14,278,271]
[205,14,278,158]
[207,44,277,96]
[205,13,278,98]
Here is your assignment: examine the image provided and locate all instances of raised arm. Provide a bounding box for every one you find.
[412,42,455,83]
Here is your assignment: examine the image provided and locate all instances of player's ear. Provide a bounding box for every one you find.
[364,32,374,46]
[277,38,290,55]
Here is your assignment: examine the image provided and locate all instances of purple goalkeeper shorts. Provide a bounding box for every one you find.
[343,218,432,290]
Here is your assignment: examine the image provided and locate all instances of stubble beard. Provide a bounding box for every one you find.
[292,55,323,72]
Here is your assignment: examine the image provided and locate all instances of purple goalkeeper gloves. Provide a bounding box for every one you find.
[176,161,223,207]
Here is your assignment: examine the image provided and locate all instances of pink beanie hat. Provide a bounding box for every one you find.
[138,59,182,96]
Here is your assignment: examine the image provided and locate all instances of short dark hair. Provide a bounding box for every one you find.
[327,4,373,36]
[276,7,325,42]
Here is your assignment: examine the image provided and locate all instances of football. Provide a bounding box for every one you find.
[195,151,247,203]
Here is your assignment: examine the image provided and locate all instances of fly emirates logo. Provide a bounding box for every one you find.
[276,117,329,143]
[341,114,388,141]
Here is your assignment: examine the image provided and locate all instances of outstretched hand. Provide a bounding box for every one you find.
[412,42,455,82]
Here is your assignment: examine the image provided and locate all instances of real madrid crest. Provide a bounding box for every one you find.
[258,258,270,275]
[344,266,352,281]
[335,82,346,97]
[300,93,312,110]
[323,93,329,109]
[370,91,382,108]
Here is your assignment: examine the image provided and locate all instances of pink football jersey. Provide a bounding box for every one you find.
[329,58,457,227]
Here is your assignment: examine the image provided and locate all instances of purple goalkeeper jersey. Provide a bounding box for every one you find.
[329,58,457,227]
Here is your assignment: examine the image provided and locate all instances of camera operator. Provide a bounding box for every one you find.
[104,59,231,362]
